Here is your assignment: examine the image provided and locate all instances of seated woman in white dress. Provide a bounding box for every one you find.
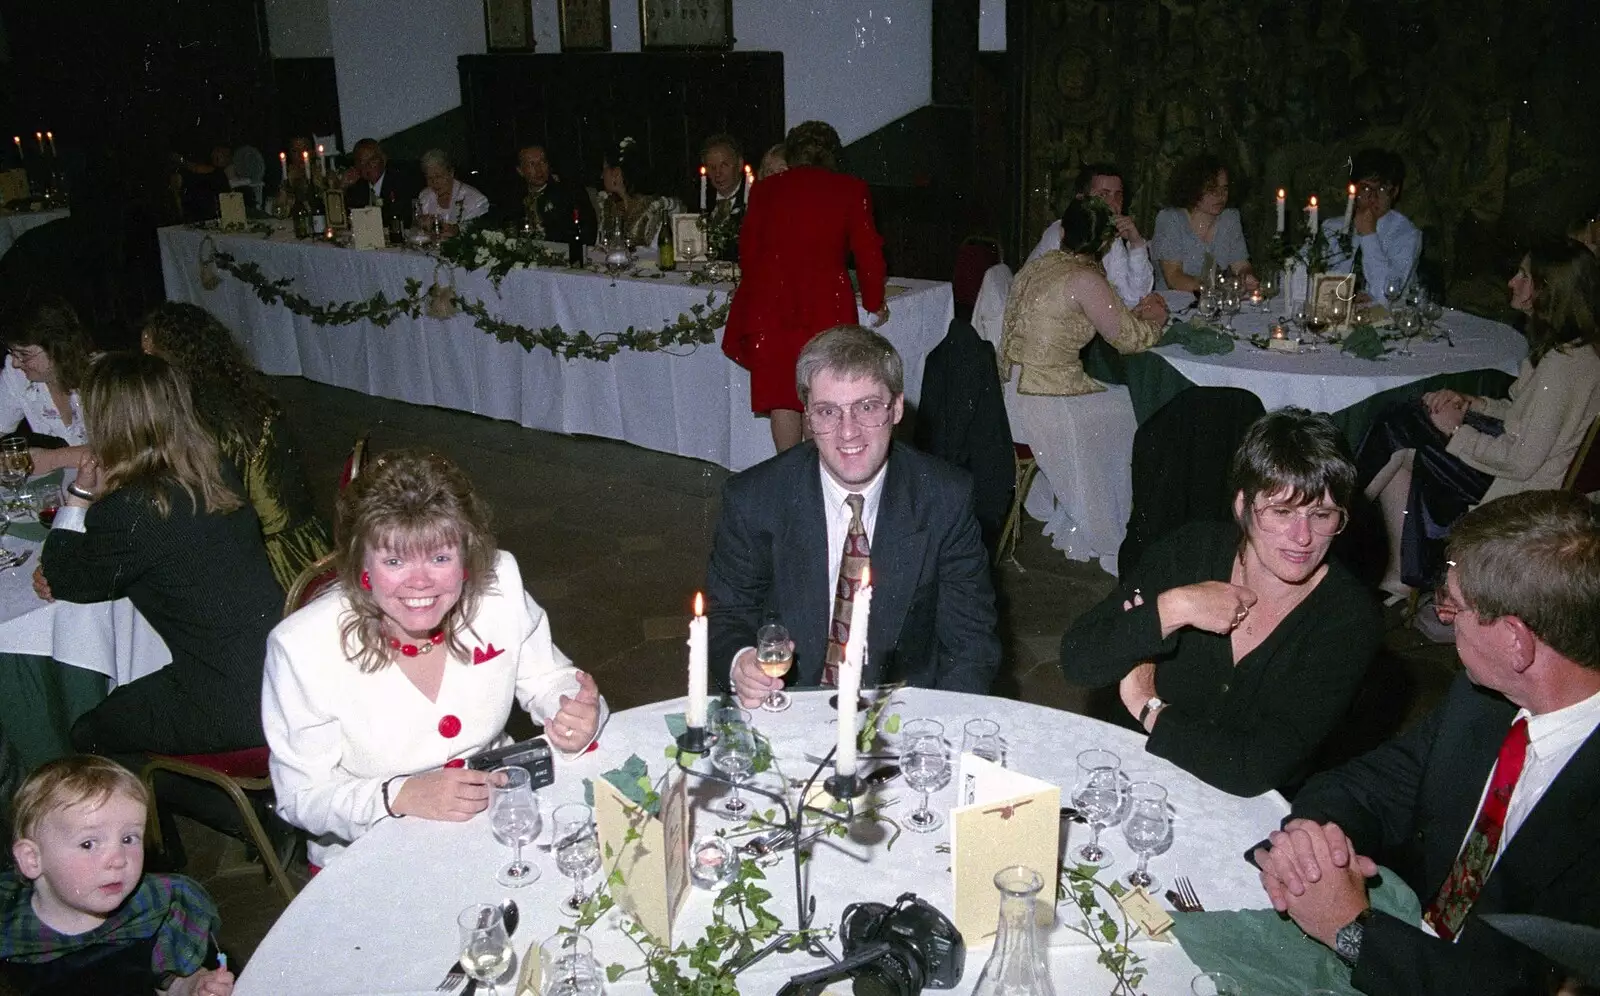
[1,296,92,472]
[262,449,608,868]
[415,148,490,236]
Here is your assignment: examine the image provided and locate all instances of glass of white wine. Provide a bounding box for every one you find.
[755,622,793,712]
[488,766,541,888]
[456,904,514,996]
[0,436,31,503]
[551,803,602,916]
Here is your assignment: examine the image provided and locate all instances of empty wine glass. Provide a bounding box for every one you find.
[489,766,541,887]
[1421,294,1445,339]
[1071,749,1125,869]
[1120,781,1173,892]
[1258,268,1280,304]
[755,622,793,713]
[899,719,949,833]
[1383,276,1406,311]
[536,932,604,996]
[457,904,514,996]
[1394,307,1424,357]
[961,718,1006,766]
[710,707,756,821]
[551,803,601,916]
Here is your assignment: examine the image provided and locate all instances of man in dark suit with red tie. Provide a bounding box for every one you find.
[1252,490,1600,995]
[705,325,1000,702]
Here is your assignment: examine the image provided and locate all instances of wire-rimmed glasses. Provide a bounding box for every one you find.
[804,398,894,434]
[488,766,541,888]
[456,904,514,996]
[755,622,793,713]
[1251,503,1348,536]
[551,803,601,916]
[1120,781,1173,892]
[1071,749,1126,868]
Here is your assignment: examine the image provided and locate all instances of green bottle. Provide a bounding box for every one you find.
[657,216,675,271]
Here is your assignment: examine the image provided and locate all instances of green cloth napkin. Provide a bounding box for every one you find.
[4,468,66,543]
[1340,324,1389,361]
[1168,866,1422,996]
[1160,321,1236,355]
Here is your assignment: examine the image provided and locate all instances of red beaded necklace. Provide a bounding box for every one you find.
[388,629,446,657]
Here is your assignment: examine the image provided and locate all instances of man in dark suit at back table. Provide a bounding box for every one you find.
[1252,489,1600,996]
[706,325,1001,702]
[342,138,423,228]
[513,144,596,244]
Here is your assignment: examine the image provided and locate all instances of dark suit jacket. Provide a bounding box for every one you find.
[705,441,1000,693]
[1286,674,1600,995]
[344,164,424,226]
[529,179,597,244]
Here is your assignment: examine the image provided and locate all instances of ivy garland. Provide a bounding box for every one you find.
[205,247,729,362]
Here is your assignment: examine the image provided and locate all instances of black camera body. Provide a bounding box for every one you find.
[777,893,964,996]
[464,736,555,790]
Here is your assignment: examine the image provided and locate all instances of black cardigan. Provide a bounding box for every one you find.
[41,477,283,752]
[1059,521,1382,796]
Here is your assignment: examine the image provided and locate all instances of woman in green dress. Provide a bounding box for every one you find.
[140,302,331,592]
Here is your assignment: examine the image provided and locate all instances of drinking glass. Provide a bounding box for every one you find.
[1394,307,1423,357]
[457,904,514,996]
[488,765,541,887]
[0,437,31,496]
[1258,267,1280,303]
[710,707,756,821]
[961,718,1005,766]
[1120,781,1173,892]
[536,932,604,996]
[1383,277,1405,311]
[899,719,949,833]
[755,622,793,712]
[1192,972,1243,996]
[1070,749,1125,868]
[1421,295,1445,339]
[551,803,602,916]
[30,480,61,527]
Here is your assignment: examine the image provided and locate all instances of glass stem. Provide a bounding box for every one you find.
[1136,851,1150,878]
[919,788,930,819]
[1086,821,1102,856]
[511,839,522,871]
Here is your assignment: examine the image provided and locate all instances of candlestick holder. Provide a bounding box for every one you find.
[675,725,713,755]
[827,693,869,711]
[823,772,866,800]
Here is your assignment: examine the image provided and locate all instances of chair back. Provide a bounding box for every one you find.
[972,263,1013,352]
[952,237,1002,312]
[283,553,338,619]
[340,432,370,491]
[1564,415,1600,495]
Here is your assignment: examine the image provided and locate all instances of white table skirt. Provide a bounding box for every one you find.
[0,533,172,686]
[0,207,69,259]
[237,688,1288,996]
[1155,305,1525,414]
[157,226,954,473]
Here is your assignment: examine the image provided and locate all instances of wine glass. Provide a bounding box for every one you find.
[1258,268,1279,305]
[0,436,31,497]
[755,622,793,712]
[710,707,756,821]
[1120,781,1173,892]
[456,904,514,996]
[488,765,541,887]
[1383,276,1405,311]
[1394,307,1424,357]
[551,803,602,916]
[961,718,1005,766]
[898,719,949,831]
[1071,749,1125,868]
[1421,293,1445,339]
[536,932,604,996]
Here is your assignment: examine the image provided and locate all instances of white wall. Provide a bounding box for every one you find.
[979,0,1006,52]
[326,0,486,144]
[265,0,333,58]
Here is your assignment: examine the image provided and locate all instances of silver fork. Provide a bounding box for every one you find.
[1175,876,1205,912]
[435,965,465,992]
[0,549,31,571]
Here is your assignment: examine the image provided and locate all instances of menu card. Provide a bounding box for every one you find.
[218,192,247,228]
[950,753,1060,943]
[349,206,385,250]
[593,769,690,945]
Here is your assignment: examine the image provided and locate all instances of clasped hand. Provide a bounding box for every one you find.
[1252,818,1377,946]
[1422,389,1473,435]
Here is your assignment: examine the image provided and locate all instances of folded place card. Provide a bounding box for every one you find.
[0,169,27,203]
[950,753,1060,943]
[593,768,690,946]
[218,192,247,228]
[349,206,385,250]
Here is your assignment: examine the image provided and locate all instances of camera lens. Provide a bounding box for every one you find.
[851,950,919,996]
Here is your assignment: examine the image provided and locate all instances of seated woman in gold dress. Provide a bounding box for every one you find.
[1000,197,1166,396]
[596,137,669,248]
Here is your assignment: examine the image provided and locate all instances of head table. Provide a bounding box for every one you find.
[0,206,70,260]
[235,688,1290,996]
[157,224,954,473]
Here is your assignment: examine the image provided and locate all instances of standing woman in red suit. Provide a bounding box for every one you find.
[723,120,888,451]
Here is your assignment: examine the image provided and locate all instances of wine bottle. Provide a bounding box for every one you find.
[291,187,312,239]
[567,208,583,266]
[657,216,675,271]
[311,178,328,236]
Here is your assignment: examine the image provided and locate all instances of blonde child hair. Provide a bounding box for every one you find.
[10,755,149,842]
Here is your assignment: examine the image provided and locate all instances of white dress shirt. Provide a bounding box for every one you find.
[417,179,490,225]
[1,356,86,446]
[1025,221,1154,308]
[1321,210,1422,295]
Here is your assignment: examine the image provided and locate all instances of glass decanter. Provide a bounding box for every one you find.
[971,865,1057,996]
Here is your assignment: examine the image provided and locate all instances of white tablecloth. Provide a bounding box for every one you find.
[157,226,954,472]
[1155,305,1526,413]
[237,688,1289,996]
[0,207,68,259]
[0,525,171,686]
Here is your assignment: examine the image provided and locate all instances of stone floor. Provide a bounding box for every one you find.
[184,375,1463,970]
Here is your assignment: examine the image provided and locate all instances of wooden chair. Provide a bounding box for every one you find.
[995,443,1040,565]
[1563,415,1600,495]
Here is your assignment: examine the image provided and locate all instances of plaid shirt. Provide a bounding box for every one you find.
[0,871,218,976]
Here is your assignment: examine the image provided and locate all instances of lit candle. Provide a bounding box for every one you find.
[1307,195,1319,232]
[34,131,42,154]
[743,163,753,201]
[45,131,56,157]
[279,151,287,183]
[1275,188,1286,234]
[836,567,872,781]
[1271,324,1287,340]
[301,150,310,174]
[699,165,707,212]
[1343,183,1356,231]
[12,136,21,157]
[317,144,326,175]
[686,592,708,730]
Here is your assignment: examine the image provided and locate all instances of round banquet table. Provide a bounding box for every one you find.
[0,207,69,260]
[235,688,1290,996]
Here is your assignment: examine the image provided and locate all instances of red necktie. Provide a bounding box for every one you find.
[1423,717,1531,940]
[822,494,869,687]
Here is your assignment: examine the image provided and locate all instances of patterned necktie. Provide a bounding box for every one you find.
[822,493,870,687]
[1422,717,1531,941]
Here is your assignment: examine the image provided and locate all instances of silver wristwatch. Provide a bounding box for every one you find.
[1334,908,1374,966]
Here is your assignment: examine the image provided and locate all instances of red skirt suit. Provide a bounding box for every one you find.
[722,166,887,413]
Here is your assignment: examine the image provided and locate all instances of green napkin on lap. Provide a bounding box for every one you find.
[4,468,66,543]
[1160,321,1235,356]
[1169,867,1422,996]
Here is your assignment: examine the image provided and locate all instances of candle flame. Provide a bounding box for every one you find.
[45,131,52,139]
[1276,188,1285,199]
[744,164,753,176]
[317,144,325,154]
[1348,183,1357,195]
[699,165,706,176]
[1309,195,1318,207]
[693,592,704,616]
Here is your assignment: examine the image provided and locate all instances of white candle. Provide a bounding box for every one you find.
[317,144,326,176]
[45,131,55,157]
[1275,188,1286,234]
[686,592,708,730]
[279,151,287,183]
[34,131,42,154]
[836,568,872,780]
[699,166,707,212]
[12,136,21,157]
[743,163,753,201]
[1307,195,1319,233]
[1343,183,1356,231]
